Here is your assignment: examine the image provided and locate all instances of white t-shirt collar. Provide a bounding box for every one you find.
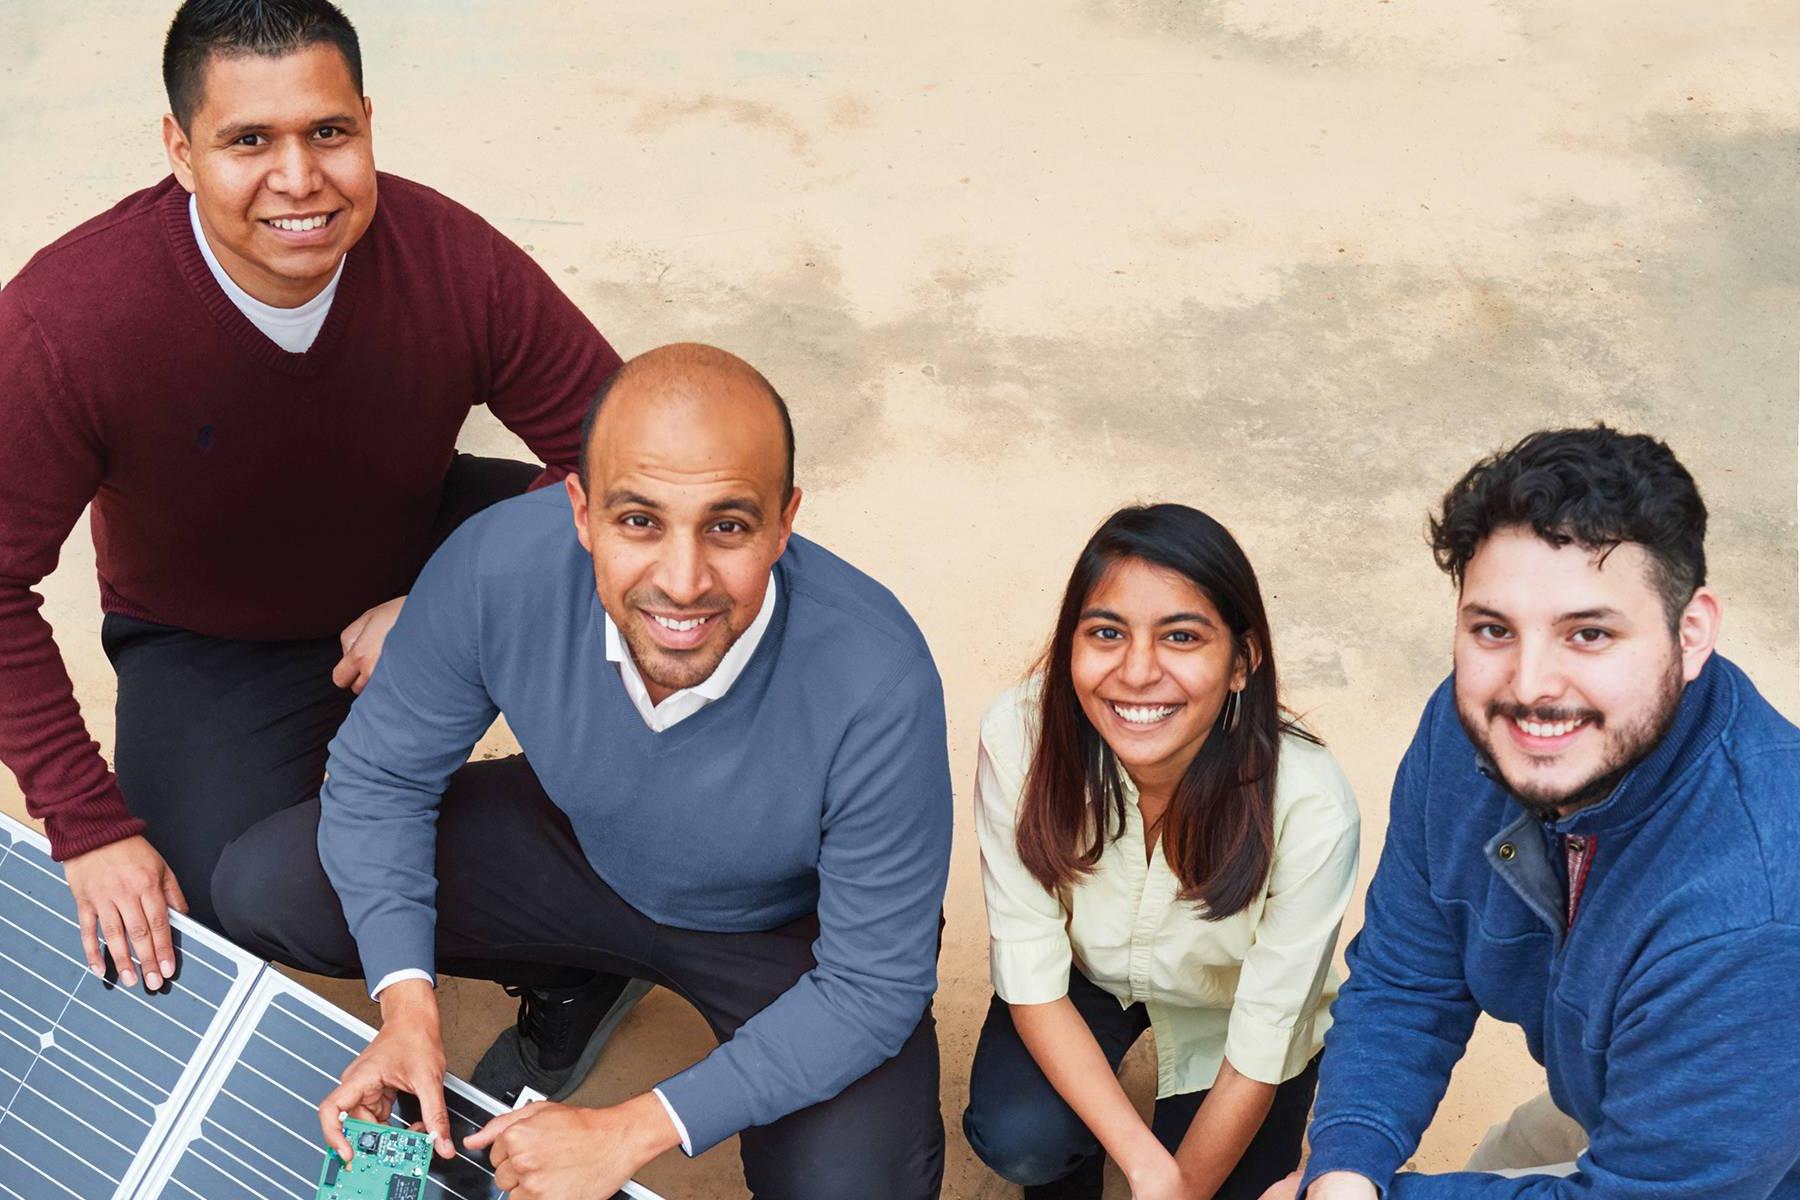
[188,193,344,353]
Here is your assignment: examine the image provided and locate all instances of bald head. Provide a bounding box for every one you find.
[578,343,795,499]
[565,343,803,706]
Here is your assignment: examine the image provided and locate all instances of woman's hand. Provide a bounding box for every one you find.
[1123,1150,1191,1199]
[1011,999,1177,1195]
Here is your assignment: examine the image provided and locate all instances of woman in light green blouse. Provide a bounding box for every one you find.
[963,504,1360,1200]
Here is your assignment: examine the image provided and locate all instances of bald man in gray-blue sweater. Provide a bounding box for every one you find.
[212,344,952,1199]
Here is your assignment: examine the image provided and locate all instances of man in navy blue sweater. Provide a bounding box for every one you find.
[212,343,952,1198]
[1269,426,1800,1199]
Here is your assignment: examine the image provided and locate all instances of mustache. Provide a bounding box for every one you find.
[626,586,732,614]
[1487,701,1605,728]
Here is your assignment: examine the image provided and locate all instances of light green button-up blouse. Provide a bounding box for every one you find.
[974,679,1361,1095]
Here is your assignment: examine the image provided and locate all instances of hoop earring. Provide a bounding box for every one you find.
[1220,687,1243,734]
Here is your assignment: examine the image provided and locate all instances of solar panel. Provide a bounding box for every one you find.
[140,972,659,1200]
[0,815,258,1200]
[0,814,661,1200]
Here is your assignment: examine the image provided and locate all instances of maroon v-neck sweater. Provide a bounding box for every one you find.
[0,174,621,858]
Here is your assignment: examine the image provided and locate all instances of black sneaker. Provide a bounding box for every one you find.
[471,974,654,1104]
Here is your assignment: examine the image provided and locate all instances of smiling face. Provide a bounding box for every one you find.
[1453,525,1721,816]
[566,352,801,704]
[1069,557,1247,796]
[162,43,377,308]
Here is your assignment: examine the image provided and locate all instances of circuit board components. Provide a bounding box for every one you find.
[316,1116,432,1200]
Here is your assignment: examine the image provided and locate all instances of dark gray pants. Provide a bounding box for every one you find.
[104,453,539,929]
[962,968,1318,1199]
[211,757,946,1200]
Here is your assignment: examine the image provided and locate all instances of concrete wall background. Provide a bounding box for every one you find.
[2,2,1795,1196]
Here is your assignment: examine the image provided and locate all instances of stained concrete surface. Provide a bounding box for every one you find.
[2,2,1797,1196]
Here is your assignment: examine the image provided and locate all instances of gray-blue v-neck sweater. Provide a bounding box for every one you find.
[318,487,953,1154]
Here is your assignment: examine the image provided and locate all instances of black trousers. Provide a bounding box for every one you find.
[102,454,539,928]
[210,757,946,1200]
[961,969,1319,1199]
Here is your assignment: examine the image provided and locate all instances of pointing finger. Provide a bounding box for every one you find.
[463,1103,535,1151]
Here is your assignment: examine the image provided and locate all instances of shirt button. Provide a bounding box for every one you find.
[1566,836,1585,854]
[1497,843,1517,861]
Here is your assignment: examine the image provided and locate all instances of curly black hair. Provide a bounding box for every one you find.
[164,0,362,130]
[1429,425,1707,628]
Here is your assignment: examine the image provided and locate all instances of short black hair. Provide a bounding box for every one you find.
[1429,425,1707,628]
[163,0,363,130]
[577,367,796,500]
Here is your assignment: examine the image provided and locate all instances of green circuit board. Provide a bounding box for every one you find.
[315,1116,431,1200]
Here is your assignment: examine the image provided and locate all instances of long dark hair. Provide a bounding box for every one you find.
[1014,504,1318,919]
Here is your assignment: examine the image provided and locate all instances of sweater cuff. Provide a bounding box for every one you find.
[348,912,437,993]
[1300,1119,1409,1196]
[42,784,146,862]
[654,1055,754,1157]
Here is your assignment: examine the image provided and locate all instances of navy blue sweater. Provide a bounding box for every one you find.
[318,488,953,1154]
[1303,656,1800,1197]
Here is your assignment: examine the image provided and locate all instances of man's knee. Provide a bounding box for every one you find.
[769,1138,943,1200]
[962,1092,1093,1187]
[750,1115,944,1200]
[211,803,358,977]
[741,1017,944,1199]
[1466,1089,1588,1173]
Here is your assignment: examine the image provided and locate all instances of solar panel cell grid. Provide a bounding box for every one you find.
[178,994,376,1197]
[153,981,509,1200]
[0,815,660,1200]
[0,820,257,1200]
[145,970,658,1200]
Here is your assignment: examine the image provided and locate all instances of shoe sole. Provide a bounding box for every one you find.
[548,976,656,1102]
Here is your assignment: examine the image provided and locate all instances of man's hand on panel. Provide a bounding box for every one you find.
[64,834,186,991]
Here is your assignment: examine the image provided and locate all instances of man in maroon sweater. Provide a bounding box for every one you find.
[0,0,644,1095]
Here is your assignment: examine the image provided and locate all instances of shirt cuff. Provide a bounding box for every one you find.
[1224,1007,1321,1086]
[369,968,435,1002]
[989,934,1074,1006]
[651,1087,694,1156]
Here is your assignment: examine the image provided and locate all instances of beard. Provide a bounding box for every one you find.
[617,584,741,694]
[1456,653,1685,821]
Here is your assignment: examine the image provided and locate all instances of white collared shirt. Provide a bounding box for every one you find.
[189,193,344,353]
[603,572,778,732]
